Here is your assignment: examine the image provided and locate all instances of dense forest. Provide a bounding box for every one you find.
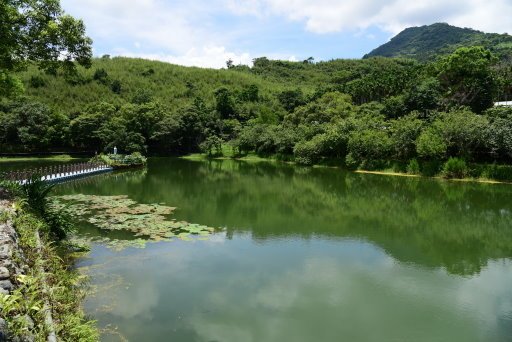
[1,25,512,179]
[365,23,512,61]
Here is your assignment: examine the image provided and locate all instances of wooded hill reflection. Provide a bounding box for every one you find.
[58,158,512,276]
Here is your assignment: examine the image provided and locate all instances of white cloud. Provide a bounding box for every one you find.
[226,0,512,34]
[119,46,253,69]
[61,0,254,68]
[60,0,512,68]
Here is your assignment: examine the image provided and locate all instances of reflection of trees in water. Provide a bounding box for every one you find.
[57,158,512,276]
[147,159,512,276]
[55,169,148,191]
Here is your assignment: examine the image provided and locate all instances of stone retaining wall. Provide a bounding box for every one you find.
[0,200,33,342]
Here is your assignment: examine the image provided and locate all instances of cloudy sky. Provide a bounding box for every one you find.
[61,0,512,68]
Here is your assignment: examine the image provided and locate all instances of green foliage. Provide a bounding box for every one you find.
[1,209,99,341]
[416,126,447,159]
[199,135,223,157]
[131,88,154,104]
[347,129,392,166]
[436,46,497,112]
[442,157,469,179]
[432,109,488,158]
[0,100,69,151]
[381,95,407,119]
[20,177,72,240]
[278,89,305,112]
[110,79,122,94]
[93,152,147,168]
[294,134,328,165]
[0,43,510,177]
[390,114,423,160]
[0,0,92,96]
[93,68,109,84]
[50,194,216,246]
[406,158,420,174]
[475,163,512,181]
[29,75,46,89]
[285,92,353,125]
[404,77,442,114]
[215,87,237,119]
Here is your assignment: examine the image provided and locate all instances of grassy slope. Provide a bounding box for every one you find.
[18,57,315,114]
[17,56,419,115]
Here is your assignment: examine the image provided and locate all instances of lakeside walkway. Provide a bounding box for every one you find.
[1,162,113,184]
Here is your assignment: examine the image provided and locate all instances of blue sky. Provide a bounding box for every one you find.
[61,0,512,68]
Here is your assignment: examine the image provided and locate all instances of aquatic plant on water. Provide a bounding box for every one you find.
[50,194,216,249]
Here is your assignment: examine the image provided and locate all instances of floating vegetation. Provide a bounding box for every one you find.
[50,194,216,249]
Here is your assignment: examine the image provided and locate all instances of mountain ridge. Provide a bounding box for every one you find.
[364,23,512,61]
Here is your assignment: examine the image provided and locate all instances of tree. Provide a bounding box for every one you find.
[0,101,68,150]
[131,89,154,104]
[69,102,116,150]
[93,68,109,84]
[285,92,353,125]
[303,57,314,64]
[390,114,424,160]
[199,134,223,156]
[240,84,259,102]
[277,89,305,112]
[381,95,407,119]
[416,127,447,160]
[347,128,392,165]
[226,59,234,69]
[0,0,92,96]
[434,109,488,158]
[111,80,122,94]
[405,77,442,115]
[214,87,236,119]
[437,46,497,113]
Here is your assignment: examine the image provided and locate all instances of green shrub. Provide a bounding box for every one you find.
[347,129,392,165]
[29,75,46,88]
[416,127,446,159]
[406,159,421,174]
[110,79,122,94]
[199,135,223,157]
[420,160,443,177]
[477,163,512,181]
[93,152,147,167]
[442,157,468,179]
[344,153,359,170]
[294,134,327,165]
[20,177,73,240]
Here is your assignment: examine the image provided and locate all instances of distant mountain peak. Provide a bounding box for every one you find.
[364,23,512,61]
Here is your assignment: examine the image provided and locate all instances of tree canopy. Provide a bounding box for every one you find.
[0,0,92,96]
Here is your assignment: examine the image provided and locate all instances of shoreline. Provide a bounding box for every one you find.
[181,154,512,185]
[1,154,510,186]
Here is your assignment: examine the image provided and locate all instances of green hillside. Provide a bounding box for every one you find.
[364,23,512,61]
[18,57,300,114]
[2,43,512,181]
[17,56,420,114]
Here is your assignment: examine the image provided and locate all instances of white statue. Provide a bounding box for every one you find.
[113,146,118,155]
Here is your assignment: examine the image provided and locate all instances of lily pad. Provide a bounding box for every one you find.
[50,194,218,250]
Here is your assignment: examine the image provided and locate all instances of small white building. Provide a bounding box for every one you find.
[494,101,512,107]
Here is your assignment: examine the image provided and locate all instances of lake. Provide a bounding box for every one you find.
[12,158,512,341]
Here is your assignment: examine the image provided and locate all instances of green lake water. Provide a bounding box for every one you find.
[7,158,512,341]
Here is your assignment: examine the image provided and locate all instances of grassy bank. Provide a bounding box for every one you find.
[0,185,98,341]
[0,155,80,163]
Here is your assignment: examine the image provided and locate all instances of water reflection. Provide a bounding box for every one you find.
[50,158,512,341]
[60,158,512,276]
[82,238,512,342]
